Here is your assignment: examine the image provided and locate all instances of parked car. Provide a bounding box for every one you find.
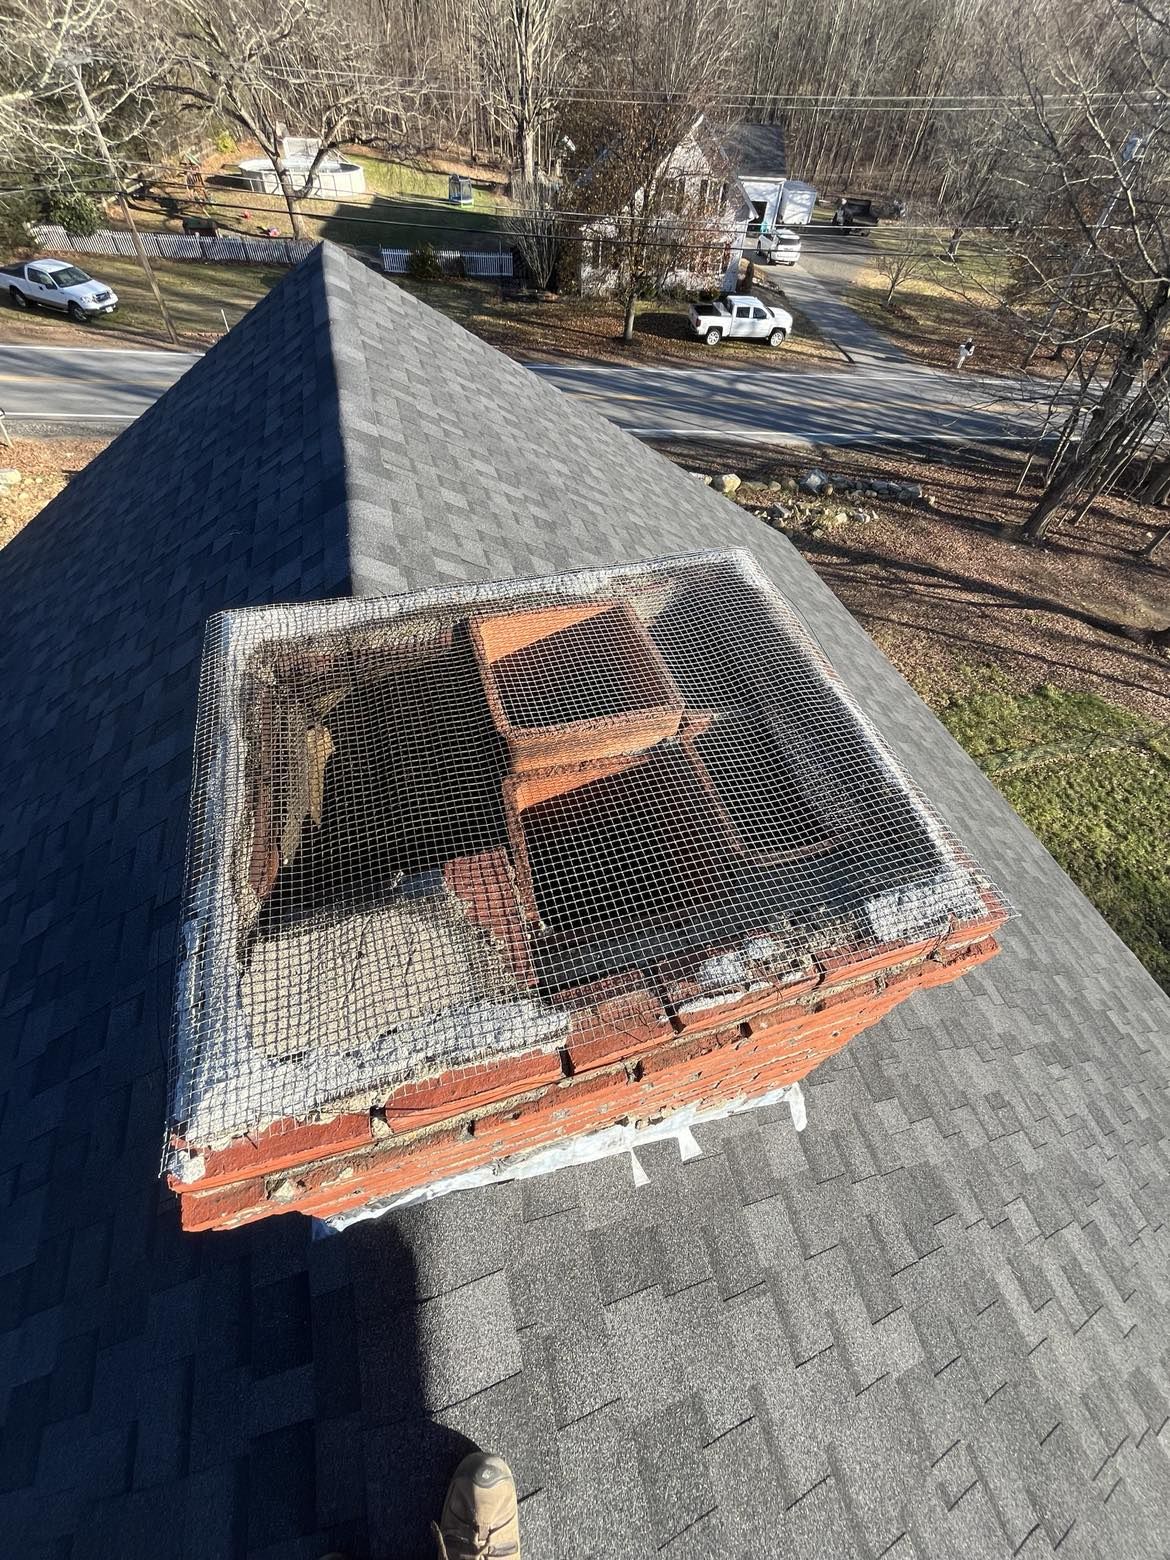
[1,259,119,322]
[688,293,793,347]
[756,227,802,265]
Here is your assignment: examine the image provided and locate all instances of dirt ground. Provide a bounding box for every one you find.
[658,440,1170,724]
[0,435,112,549]
[400,280,843,372]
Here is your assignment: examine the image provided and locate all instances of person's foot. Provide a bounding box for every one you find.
[432,1452,521,1558]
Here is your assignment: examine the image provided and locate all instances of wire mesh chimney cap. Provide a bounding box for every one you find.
[168,548,1009,1153]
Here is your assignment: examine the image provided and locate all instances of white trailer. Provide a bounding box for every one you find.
[779,181,818,227]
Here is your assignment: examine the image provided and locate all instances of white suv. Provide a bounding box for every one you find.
[756,228,803,266]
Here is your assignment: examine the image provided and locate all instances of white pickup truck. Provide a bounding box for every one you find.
[688,293,793,348]
[1,258,119,322]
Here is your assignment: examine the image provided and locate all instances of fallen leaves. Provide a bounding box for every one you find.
[0,436,112,550]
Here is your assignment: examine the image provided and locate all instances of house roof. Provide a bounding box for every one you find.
[1,242,1168,1559]
[721,120,789,180]
[579,114,754,231]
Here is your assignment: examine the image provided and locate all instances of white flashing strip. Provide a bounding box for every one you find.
[322,1081,807,1231]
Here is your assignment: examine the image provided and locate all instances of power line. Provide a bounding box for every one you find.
[74,50,1161,112]
[18,187,1032,247]
[0,171,1005,236]
[213,63,1149,103]
[0,172,1126,242]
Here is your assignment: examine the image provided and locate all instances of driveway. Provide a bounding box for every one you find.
[770,264,906,367]
[785,225,879,294]
[752,231,904,368]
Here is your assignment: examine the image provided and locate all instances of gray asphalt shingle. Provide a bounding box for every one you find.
[1,243,1168,1557]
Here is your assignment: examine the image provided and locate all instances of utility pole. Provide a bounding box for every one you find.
[59,52,180,346]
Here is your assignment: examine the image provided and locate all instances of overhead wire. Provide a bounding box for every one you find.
[69,50,1160,111]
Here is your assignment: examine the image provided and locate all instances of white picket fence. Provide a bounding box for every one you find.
[32,225,318,267]
[380,246,513,279]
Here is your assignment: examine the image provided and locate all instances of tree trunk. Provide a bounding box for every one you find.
[1021,484,1067,543]
[518,120,536,183]
[275,162,306,240]
[1142,524,1170,560]
[622,292,637,343]
[512,0,538,182]
[1141,457,1170,506]
[1024,292,1170,542]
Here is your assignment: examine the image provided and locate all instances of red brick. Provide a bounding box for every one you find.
[564,972,672,1072]
[443,848,536,986]
[175,931,1006,1231]
[383,1046,563,1131]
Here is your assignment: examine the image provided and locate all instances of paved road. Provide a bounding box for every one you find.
[532,358,1057,449]
[0,340,1056,451]
[787,226,880,296]
[0,344,198,424]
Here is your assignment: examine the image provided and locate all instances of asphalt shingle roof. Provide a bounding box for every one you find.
[1,242,1168,1560]
[719,121,788,181]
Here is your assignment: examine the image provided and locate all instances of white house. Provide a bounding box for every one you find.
[577,117,816,297]
[578,118,753,296]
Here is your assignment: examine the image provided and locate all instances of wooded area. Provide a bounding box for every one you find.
[3,0,1170,550]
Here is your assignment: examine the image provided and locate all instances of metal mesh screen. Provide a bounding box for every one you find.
[168,549,1010,1152]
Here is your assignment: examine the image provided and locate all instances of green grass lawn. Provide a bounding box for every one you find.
[317,156,511,249]
[938,682,1170,988]
[132,154,513,253]
[840,235,1066,377]
[0,256,286,346]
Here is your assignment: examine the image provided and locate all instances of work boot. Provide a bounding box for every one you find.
[432,1451,521,1558]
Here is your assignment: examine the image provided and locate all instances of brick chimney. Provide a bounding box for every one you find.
[166,552,1007,1231]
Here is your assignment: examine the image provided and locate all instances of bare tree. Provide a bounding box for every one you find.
[0,0,175,177]
[0,0,182,339]
[980,0,1170,560]
[163,0,399,238]
[474,0,574,180]
[584,113,738,341]
[503,175,565,288]
[872,207,940,306]
[569,0,741,341]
